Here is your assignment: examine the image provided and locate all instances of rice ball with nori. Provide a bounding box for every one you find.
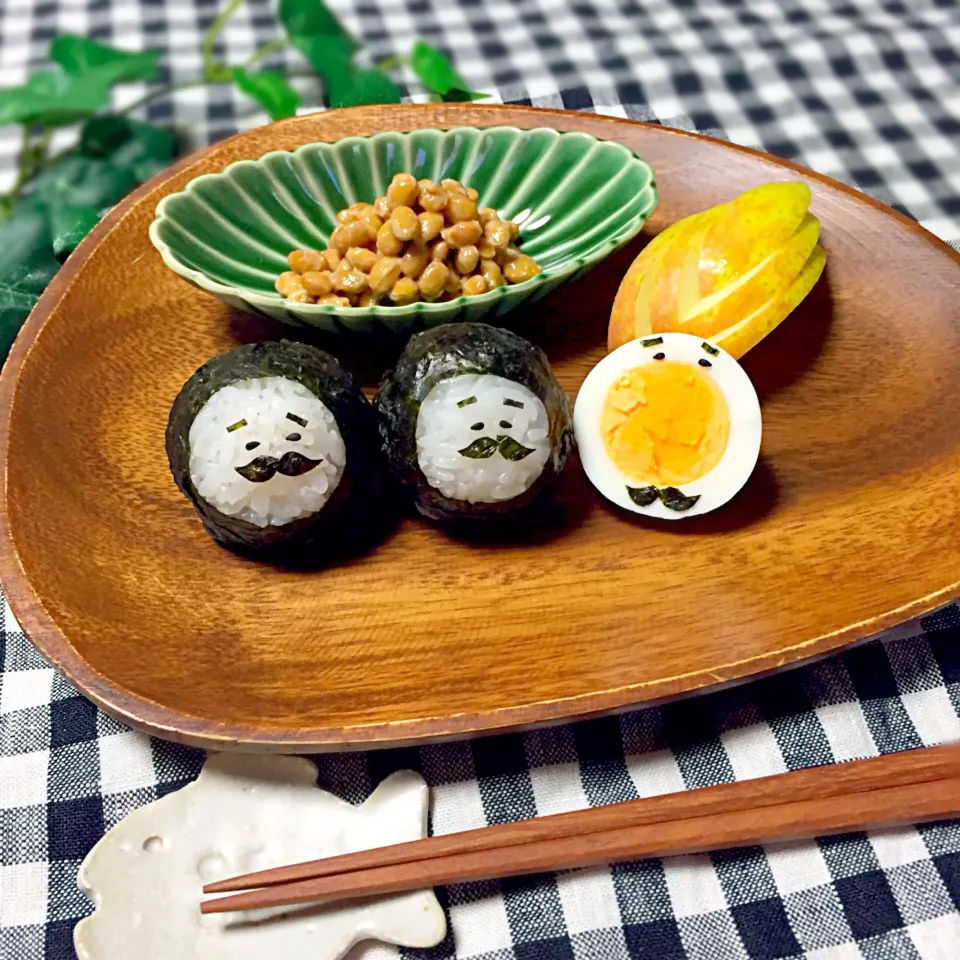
[375,323,573,522]
[167,341,383,556]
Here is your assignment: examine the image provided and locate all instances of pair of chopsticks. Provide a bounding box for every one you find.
[201,743,960,914]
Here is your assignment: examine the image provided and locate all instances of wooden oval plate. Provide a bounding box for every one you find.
[2,104,958,752]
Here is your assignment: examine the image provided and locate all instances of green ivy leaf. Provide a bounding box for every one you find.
[0,212,60,362]
[0,211,50,277]
[0,70,110,127]
[279,0,359,51]
[50,35,161,86]
[441,87,489,102]
[291,33,355,85]
[48,203,102,261]
[107,120,177,183]
[27,154,137,211]
[329,68,401,108]
[80,115,133,157]
[410,40,486,99]
[232,68,302,120]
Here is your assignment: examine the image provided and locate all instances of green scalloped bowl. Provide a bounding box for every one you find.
[149,125,658,336]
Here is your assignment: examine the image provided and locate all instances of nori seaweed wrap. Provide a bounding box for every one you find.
[167,340,385,558]
[375,323,573,522]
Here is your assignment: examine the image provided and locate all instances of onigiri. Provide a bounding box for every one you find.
[375,323,573,522]
[167,341,384,557]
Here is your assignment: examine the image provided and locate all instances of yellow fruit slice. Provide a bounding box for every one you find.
[696,182,813,295]
[608,180,826,356]
[711,245,826,359]
[643,208,725,331]
[678,213,821,338]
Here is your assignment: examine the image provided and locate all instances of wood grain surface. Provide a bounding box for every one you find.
[1,103,959,751]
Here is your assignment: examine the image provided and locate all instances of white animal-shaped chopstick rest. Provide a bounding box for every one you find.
[75,754,446,960]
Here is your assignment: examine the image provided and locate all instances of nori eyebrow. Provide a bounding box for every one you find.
[457,396,478,407]
[286,412,308,426]
[503,398,524,408]
[226,419,248,432]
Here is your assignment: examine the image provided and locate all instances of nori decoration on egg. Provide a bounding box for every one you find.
[701,342,719,356]
[641,336,663,347]
[374,323,574,522]
[627,484,701,512]
[659,486,701,512]
[627,485,660,507]
[166,340,387,560]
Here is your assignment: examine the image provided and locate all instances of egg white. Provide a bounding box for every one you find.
[574,332,762,519]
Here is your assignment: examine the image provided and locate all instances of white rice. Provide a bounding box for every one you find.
[416,374,551,503]
[188,376,346,528]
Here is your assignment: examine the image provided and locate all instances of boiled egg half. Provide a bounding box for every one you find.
[574,332,761,519]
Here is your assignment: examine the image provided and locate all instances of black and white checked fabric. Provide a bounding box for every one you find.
[3,597,960,959]
[2,1,960,958]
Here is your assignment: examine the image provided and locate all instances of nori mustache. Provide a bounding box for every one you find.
[458,435,536,461]
[235,451,322,483]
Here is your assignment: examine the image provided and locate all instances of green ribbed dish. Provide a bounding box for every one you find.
[149,126,658,335]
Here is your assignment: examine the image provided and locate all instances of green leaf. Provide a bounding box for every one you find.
[105,120,177,182]
[410,40,485,99]
[279,0,358,50]
[441,87,489,102]
[27,154,137,210]
[232,67,302,120]
[50,35,161,86]
[48,203,102,261]
[291,33,355,85]
[0,212,60,363]
[329,68,401,108]
[0,70,110,127]
[80,115,133,157]
[0,210,50,277]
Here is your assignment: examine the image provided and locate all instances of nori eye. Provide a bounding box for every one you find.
[698,358,712,367]
[245,440,260,451]
[286,432,302,442]
[471,422,484,430]
[499,419,511,428]
[653,352,665,360]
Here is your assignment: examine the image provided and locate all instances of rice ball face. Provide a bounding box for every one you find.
[188,377,346,528]
[375,323,573,522]
[167,341,383,556]
[415,375,551,504]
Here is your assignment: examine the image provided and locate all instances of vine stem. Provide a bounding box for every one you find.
[117,78,213,117]
[201,0,245,81]
[245,37,289,69]
[0,126,53,220]
[376,55,409,72]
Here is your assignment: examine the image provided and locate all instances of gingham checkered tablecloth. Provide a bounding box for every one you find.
[1,1,959,958]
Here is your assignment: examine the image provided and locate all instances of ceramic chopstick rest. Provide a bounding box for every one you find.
[75,754,446,959]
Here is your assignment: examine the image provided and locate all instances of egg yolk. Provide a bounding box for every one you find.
[600,361,730,485]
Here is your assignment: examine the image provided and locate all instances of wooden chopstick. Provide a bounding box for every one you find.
[204,743,960,895]
[201,745,960,914]
[201,775,960,914]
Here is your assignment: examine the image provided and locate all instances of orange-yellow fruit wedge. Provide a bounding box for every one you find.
[712,245,826,358]
[677,213,821,338]
[608,181,826,358]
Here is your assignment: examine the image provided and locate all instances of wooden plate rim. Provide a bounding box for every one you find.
[1,103,958,751]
